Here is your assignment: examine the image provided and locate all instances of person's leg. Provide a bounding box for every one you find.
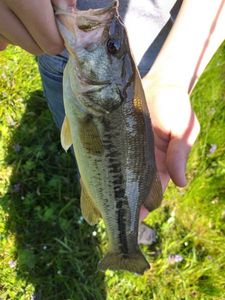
[37,49,68,129]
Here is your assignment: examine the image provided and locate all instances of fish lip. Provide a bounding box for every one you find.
[82,77,110,86]
[80,78,110,94]
[80,81,109,95]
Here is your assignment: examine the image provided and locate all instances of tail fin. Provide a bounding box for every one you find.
[98,250,150,274]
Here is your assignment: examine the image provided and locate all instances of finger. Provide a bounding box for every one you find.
[0,34,9,50]
[3,0,65,55]
[167,113,200,187]
[0,41,8,51]
[166,138,190,187]
[139,206,149,221]
[154,147,170,191]
[0,1,42,54]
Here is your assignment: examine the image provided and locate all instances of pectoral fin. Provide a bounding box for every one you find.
[80,180,101,225]
[61,116,73,151]
[143,173,163,212]
[78,116,103,156]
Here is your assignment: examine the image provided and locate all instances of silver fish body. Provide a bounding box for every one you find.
[56,0,162,274]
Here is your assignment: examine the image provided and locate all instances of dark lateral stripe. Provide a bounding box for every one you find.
[103,120,128,255]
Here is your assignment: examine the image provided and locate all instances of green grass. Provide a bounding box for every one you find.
[0,44,225,300]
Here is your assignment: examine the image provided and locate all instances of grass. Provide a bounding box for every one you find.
[0,44,225,300]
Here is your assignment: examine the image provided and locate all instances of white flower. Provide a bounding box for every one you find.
[168,254,183,264]
[9,260,16,268]
[209,144,217,154]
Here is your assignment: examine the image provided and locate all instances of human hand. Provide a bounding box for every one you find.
[140,84,200,220]
[0,0,75,54]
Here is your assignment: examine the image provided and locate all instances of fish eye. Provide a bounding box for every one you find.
[107,38,120,55]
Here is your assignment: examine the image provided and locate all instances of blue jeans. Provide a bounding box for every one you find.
[37,50,69,129]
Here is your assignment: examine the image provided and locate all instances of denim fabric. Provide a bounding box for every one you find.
[37,50,68,129]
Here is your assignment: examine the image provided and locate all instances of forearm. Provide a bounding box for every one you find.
[145,0,225,92]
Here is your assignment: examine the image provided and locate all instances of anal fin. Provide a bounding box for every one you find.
[80,180,101,225]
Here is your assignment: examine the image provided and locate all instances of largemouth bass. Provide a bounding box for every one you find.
[55,0,162,274]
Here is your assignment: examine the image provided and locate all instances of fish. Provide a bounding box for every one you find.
[55,0,162,274]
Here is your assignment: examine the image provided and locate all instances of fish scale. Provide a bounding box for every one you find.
[102,118,130,254]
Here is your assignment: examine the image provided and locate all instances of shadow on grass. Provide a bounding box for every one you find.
[1,91,106,300]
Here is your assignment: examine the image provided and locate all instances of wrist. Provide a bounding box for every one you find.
[142,76,188,97]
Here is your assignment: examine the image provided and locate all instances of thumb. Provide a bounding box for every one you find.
[166,138,191,187]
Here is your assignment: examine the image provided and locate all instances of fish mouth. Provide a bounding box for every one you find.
[80,79,110,95]
[55,1,119,58]
[82,77,110,86]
